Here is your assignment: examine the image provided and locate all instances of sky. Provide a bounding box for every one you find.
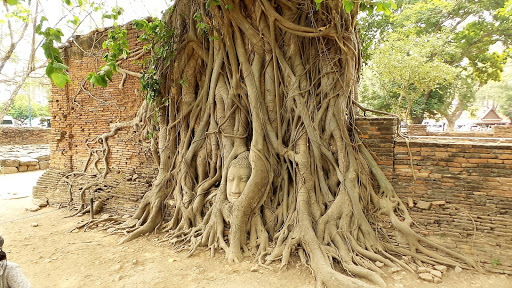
[0,0,171,103]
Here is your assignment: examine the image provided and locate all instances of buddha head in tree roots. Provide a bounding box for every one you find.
[227,151,251,203]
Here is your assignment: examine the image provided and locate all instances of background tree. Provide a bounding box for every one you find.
[0,0,128,122]
[475,66,512,120]
[360,0,512,126]
[430,75,478,131]
[361,33,456,123]
[3,92,49,124]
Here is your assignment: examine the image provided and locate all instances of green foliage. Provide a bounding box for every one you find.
[102,6,124,24]
[133,18,175,60]
[86,25,129,88]
[492,257,501,267]
[362,32,457,121]
[360,0,512,122]
[4,94,49,123]
[67,15,80,26]
[84,6,129,88]
[140,69,161,102]
[4,4,30,22]
[133,15,176,101]
[475,68,512,120]
[360,0,397,15]
[315,0,323,10]
[36,17,71,88]
[193,12,210,35]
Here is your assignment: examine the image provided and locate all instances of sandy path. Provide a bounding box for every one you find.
[0,172,510,288]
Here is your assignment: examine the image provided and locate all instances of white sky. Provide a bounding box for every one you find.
[0,0,171,103]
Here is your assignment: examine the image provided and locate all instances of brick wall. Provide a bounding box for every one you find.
[359,118,512,272]
[34,22,157,215]
[0,127,50,146]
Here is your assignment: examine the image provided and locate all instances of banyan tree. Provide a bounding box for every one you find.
[66,0,479,287]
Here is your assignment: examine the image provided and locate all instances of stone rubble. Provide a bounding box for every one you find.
[0,145,50,174]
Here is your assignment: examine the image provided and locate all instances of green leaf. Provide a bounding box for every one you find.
[64,0,72,6]
[95,75,108,87]
[45,63,55,77]
[133,20,147,30]
[343,0,354,13]
[6,0,18,5]
[50,72,70,88]
[68,16,80,26]
[52,63,70,70]
[315,0,323,10]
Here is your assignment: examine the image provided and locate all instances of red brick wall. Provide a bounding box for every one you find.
[34,22,157,214]
[359,118,512,272]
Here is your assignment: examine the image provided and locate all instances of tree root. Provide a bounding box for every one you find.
[60,1,484,287]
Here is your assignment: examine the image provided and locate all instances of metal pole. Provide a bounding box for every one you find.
[90,197,94,219]
[28,94,32,127]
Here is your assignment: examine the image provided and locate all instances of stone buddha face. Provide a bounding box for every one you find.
[227,151,251,203]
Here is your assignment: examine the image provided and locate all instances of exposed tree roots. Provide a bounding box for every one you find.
[64,1,480,287]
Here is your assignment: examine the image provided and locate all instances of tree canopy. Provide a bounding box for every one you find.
[360,0,512,125]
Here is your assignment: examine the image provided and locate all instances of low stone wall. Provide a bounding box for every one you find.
[406,124,512,138]
[391,139,512,273]
[0,127,51,146]
[0,145,50,174]
[493,125,512,137]
[407,124,428,136]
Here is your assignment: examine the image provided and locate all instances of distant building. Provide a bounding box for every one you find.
[474,107,510,128]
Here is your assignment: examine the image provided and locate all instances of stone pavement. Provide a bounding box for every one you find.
[0,144,50,174]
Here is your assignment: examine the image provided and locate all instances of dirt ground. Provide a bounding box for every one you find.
[0,171,510,288]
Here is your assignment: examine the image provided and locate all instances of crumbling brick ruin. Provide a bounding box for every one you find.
[34,23,512,273]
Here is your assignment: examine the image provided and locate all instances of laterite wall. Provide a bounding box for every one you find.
[0,127,51,146]
[356,118,512,273]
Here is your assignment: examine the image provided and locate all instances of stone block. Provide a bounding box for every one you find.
[416,201,432,210]
[27,164,40,171]
[0,158,20,167]
[35,154,50,161]
[33,198,48,207]
[0,167,18,174]
[18,165,28,172]
[39,161,50,170]
[18,157,38,166]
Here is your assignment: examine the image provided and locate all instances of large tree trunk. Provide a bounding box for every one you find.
[69,1,479,287]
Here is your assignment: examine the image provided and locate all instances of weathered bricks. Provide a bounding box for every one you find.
[0,127,50,146]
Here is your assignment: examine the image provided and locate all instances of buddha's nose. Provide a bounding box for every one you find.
[233,178,240,188]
